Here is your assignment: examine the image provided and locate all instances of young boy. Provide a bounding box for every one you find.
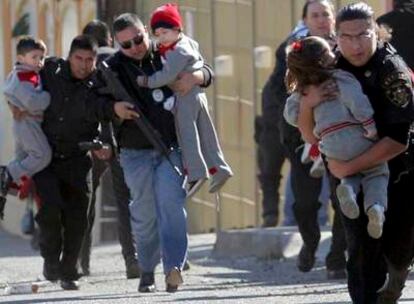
[137,3,233,197]
[0,36,51,217]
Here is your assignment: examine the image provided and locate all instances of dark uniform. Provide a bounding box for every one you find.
[79,47,139,278]
[334,42,414,304]
[256,41,288,226]
[277,37,347,274]
[34,57,115,282]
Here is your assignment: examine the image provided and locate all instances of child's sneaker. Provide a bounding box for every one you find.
[209,169,233,193]
[186,179,206,198]
[309,156,325,178]
[0,166,12,198]
[367,204,385,239]
[336,184,360,219]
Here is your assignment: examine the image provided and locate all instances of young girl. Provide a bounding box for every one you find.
[283,36,388,239]
[137,3,232,197]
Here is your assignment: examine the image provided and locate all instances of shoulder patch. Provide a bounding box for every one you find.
[381,56,413,108]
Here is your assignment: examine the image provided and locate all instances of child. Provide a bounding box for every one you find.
[0,36,51,214]
[137,3,233,197]
[283,36,388,239]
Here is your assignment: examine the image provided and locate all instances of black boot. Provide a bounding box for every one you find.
[60,280,80,290]
[43,261,60,282]
[125,257,140,279]
[297,245,316,273]
[138,272,156,293]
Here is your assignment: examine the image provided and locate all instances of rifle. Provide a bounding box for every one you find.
[98,61,182,177]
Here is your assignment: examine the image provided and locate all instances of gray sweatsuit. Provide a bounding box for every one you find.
[145,34,232,182]
[284,69,389,212]
[3,63,51,182]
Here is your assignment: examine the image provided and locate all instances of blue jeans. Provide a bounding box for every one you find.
[119,148,187,274]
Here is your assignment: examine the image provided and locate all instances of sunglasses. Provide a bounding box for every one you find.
[119,34,144,49]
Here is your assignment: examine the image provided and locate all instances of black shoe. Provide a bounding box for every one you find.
[138,272,156,293]
[297,246,316,273]
[60,280,79,290]
[43,262,60,282]
[126,260,140,279]
[326,269,347,280]
[183,261,190,271]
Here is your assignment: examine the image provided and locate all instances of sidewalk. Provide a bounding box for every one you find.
[0,227,413,304]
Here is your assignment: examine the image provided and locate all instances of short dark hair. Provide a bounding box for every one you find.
[302,0,334,19]
[16,36,46,55]
[68,34,98,56]
[336,2,375,31]
[113,13,144,34]
[82,20,110,47]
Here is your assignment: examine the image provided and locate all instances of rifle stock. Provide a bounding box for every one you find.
[99,61,183,177]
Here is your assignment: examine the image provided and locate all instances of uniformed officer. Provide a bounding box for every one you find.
[7,35,137,290]
[297,3,414,303]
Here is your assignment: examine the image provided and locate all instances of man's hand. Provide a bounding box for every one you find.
[114,102,139,120]
[327,158,351,179]
[93,144,112,160]
[170,71,203,96]
[302,79,339,108]
[7,102,27,120]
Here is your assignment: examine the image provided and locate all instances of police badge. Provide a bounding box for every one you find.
[152,89,164,103]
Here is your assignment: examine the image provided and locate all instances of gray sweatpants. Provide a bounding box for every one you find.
[320,125,389,211]
[8,117,51,181]
[173,87,231,182]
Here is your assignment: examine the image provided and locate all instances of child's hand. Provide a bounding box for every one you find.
[302,79,339,107]
[364,128,378,140]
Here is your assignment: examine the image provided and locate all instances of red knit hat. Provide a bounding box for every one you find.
[150,3,182,33]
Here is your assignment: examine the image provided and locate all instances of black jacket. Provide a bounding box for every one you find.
[40,57,115,159]
[103,41,214,151]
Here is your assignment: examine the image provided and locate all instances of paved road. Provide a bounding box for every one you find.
[0,229,413,303]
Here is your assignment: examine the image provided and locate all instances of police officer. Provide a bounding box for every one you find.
[7,35,136,290]
[377,0,414,70]
[297,3,414,303]
[78,20,140,279]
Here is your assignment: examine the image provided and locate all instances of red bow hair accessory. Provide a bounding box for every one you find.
[292,41,302,52]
